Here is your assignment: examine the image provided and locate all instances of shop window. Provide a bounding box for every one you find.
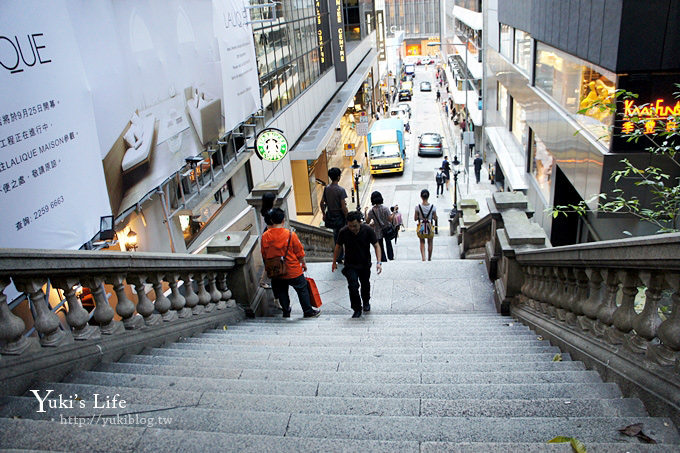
[511,98,527,147]
[498,82,508,125]
[530,130,554,201]
[513,29,531,75]
[535,43,615,146]
[500,24,513,60]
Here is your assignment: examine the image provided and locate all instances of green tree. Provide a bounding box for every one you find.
[552,87,680,233]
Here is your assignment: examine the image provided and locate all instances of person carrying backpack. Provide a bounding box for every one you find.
[435,167,445,197]
[414,189,437,261]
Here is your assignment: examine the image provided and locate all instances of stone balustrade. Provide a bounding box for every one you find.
[509,233,680,426]
[0,249,238,356]
[290,220,335,262]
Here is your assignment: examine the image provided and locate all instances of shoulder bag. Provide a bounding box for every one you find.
[373,207,397,241]
[264,231,292,278]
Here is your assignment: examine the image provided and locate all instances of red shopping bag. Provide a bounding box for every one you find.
[306,277,322,308]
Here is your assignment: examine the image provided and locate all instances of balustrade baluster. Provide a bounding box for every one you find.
[107,274,143,330]
[518,266,532,307]
[80,277,124,335]
[546,268,561,318]
[626,272,665,353]
[593,269,620,338]
[648,273,680,366]
[579,268,604,331]
[14,278,71,346]
[51,278,101,340]
[562,268,579,325]
[197,273,214,312]
[535,267,551,315]
[148,273,177,322]
[182,274,202,315]
[217,273,236,308]
[0,277,37,355]
[208,272,226,310]
[166,273,191,318]
[606,271,640,345]
[127,274,162,326]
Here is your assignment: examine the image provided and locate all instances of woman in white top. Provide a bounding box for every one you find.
[414,189,437,261]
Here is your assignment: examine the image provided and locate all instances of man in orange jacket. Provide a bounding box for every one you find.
[261,208,320,319]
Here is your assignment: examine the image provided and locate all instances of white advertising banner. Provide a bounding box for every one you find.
[213,0,262,132]
[0,1,111,250]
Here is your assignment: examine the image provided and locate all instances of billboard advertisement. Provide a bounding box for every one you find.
[1,0,262,249]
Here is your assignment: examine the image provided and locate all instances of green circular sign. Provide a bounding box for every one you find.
[256,128,288,162]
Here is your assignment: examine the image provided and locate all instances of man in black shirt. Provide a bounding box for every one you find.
[321,167,348,262]
[332,211,382,318]
[473,154,483,183]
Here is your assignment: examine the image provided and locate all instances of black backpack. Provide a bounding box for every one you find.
[435,172,444,185]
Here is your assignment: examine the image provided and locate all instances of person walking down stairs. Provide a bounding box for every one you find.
[332,210,382,318]
[261,208,320,319]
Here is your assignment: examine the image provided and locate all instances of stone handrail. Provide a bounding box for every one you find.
[0,249,238,354]
[509,233,680,427]
[459,212,492,259]
[290,220,335,262]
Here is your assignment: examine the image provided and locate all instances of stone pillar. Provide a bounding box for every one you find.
[181,274,202,315]
[148,273,177,322]
[196,273,213,312]
[206,230,262,317]
[107,274,144,330]
[648,272,680,366]
[488,192,550,315]
[166,273,191,318]
[14,278,72,346]
[51,278,101,340]
[80,277,124,335]
[127,274,162,326]
[0,277,38,355]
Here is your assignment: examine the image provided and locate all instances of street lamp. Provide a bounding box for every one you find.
[352,159,362,211]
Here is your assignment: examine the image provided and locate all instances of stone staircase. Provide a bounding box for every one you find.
[1,311,679,451]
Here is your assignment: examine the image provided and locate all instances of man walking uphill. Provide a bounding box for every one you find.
[473,154,483,184]
[332,211,382,318]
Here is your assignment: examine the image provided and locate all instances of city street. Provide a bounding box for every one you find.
[352,64,496,260]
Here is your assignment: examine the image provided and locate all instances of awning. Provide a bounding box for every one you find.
[485,126,528,192]
[290,49,378,161]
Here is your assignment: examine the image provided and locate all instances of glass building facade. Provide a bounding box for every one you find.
[252,0,333,121]
[384,0,440,39]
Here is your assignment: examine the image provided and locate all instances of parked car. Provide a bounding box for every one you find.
[420,81,432,92]
[389,105,411,121]
[417,132,443,156]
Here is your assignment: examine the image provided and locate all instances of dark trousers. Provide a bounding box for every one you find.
[474,169,481,183]
[379,237,394,262]
[436,182,444,195]
[272,274,315,315]
[343,266,371,313]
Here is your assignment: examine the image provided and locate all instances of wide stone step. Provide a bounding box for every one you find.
[0,392,649,422]
[93,362,601,385]
[281,413,680,444]
[0,418,418,453]
[162,342,560,355]
[58,372,622,400]
[422,442,680,452]
[186,335,543,346]
[142,347,568,363]
[202,327,535,337]
[120,354,583,373]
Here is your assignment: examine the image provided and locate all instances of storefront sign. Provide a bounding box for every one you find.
[621,99,679,135]
[344,143,355,157]
[330,0,347,82]
[213,0,262,132]
[0,1,111,250]
[255,128,288,162]
[376,11,386,61]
